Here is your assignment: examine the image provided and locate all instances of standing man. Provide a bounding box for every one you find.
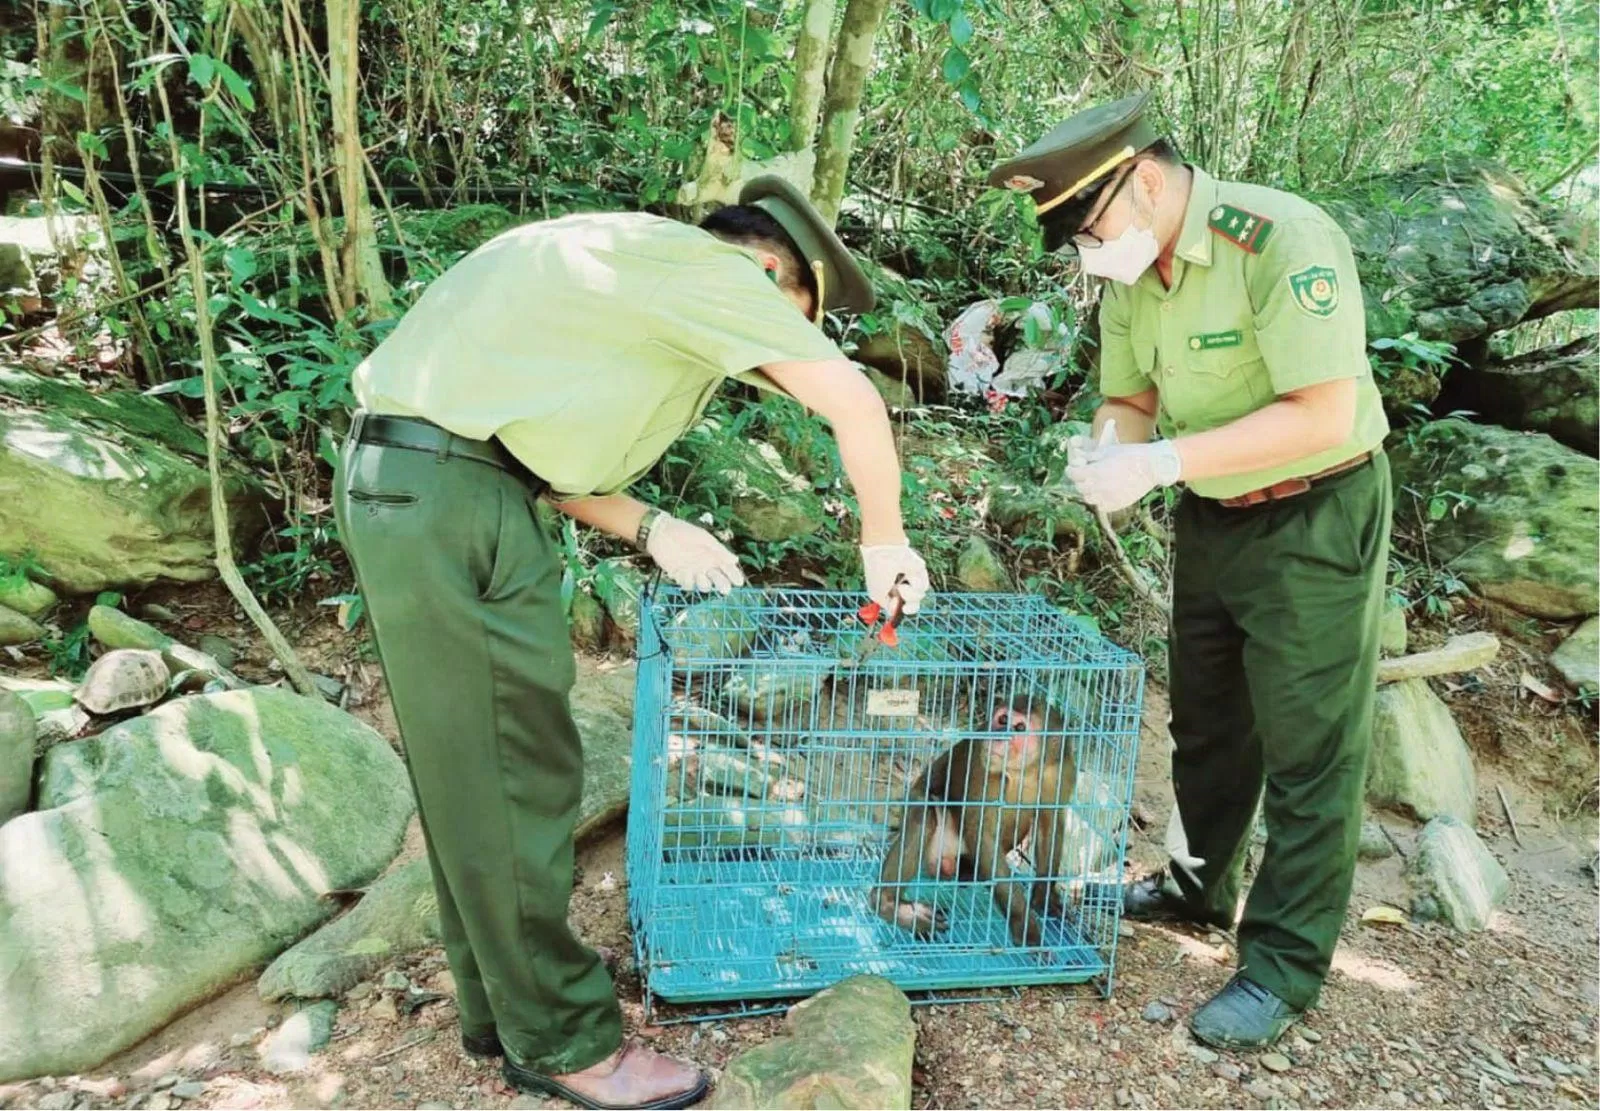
[988,92,1391,1049]
[336,175,930,1109]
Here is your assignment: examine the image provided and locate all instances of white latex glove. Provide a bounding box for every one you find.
[645,515,746,594]
[860,544,931,616]
[1065,422,1117,469]
[1066,422,1181,512]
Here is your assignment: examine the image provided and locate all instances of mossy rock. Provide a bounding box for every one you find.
[1391,422,1598,618]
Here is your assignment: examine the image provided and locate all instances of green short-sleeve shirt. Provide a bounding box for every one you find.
[352,212,841,498]
[1096,168,1389,499]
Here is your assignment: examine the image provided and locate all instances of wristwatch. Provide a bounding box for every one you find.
[635,508,663,552]
[1152,440,1183,487]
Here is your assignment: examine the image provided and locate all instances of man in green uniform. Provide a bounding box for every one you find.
[335,176,931,1109]
[989,93,1391,1048]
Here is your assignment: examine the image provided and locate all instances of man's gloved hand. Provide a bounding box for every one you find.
[861,544,931,615]
[1066,438,1183,512]
[645,515,746,594]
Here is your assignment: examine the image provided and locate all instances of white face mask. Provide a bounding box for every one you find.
[1075,180,1160,284]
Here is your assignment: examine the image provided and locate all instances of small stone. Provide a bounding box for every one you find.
[138,604,180,623]
[154,1075,182,1091]
[1262,1052,1293,1073]
[1212,1061,1243,1082]
[1158,1075,1182,1095]
[1542,1057,1570,1075]
[1014,1026,1033,1043]
[1114,1089,1131,1107]
[1358,818,1396,861]
[1299,1028,1323,1044]
[1189,1045,1221,1065]
[146,1096,175,1111]
[36,1093,78,1111]
[1051,1001,1067,1019]
[1206,933,1225,946]
[709,1027,729,1044]
[229,1027,265,1049]
[348,981,375,1001]
[381,971,412,992]
[985,1053,1003,1069]
[1245,1081,1276,1101]
[170,1082,205,1100]
[1118,923,1135,940]
[1142,1001,1174,1024]
[371,995,400,1023]
[507,1098,547,1111]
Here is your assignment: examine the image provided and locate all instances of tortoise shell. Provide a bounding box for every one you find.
[75,649,171,715]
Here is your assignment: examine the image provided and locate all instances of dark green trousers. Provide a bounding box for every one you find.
[334,440,622,1075]
[1167,454,1391,1009]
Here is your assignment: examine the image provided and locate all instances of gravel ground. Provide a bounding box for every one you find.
[2,649,1594,1111]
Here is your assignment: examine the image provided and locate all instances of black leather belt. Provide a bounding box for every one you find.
[349,411,548,494]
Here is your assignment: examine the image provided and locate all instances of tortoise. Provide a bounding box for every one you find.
[75,649,172,715]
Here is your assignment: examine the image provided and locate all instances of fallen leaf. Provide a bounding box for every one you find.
[1360,905,1408,926]
[1519,671,1562,703]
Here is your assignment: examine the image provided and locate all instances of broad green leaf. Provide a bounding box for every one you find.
[929,0,959,20]
[941,46,971,84]
[216,61,256,110]
[950,10,975,45]
[188,53,217,88]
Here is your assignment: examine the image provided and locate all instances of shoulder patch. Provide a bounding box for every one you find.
[1207,203,1274,254]
[1287,265,1339,317]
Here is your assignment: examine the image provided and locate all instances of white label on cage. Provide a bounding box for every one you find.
[866,689,920,717]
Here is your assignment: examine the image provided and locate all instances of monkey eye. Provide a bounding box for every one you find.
[1012,720,1028,732]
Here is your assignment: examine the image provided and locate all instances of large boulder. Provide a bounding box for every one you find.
[0,215,99,304]
[1408,816,1510,932]
[1367,679,1477,826]
[257,858,438,1001]
[0,689,34,826]
[1437,335,1598,457]
[0,367,273,594]
[708,975,916,1110]
[1390,422,1598,619]
[569,658,636,842]
[0,603,41,645]
[0,687,414,1082]
[956,535,1011,591]
[659,419,826,543]
[1321,160,1596,355]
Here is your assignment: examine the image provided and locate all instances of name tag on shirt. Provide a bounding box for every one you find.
[1188,329,1243,351]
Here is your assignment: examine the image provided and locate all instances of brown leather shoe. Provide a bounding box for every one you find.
[503,1039,709,1110]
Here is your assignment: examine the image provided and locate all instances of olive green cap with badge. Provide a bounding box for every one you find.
[987,91,1162,252]
[739,174,876,320]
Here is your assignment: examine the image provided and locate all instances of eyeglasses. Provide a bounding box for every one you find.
[1064,170,1133,254]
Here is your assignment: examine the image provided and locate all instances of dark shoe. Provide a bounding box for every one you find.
[1190,974,1302,1049]
[461,1028,504,1058]
[504,1040,709,1110]
[1122,870,1235,930]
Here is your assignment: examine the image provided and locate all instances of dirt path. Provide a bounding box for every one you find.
[2,638,1595,1111]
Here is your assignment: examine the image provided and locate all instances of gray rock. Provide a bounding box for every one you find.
[170,1081,205,1100]
[381,970,412,992]
[956,536,1011,592]
[86,606,238,688]
[197,635,238,670]
[853,322,948,404]
[1188,1044,1220,1064]
[1389,423,1598,619]
[258,858,439,1000]
[1551,618,1599,692]
[1142,1001,1173,1023]
[569,659,636,843]
[1379,603,1409,657]
[0,689,413,1082]
[1439,334,1598,456]
[1358,818,1396,862]
[567,589,607,653]
[708,975,915,1110]
[0,367,271,595]
[1322,160,1594,353]
[259,1001,338,1074]
[1368,679,1477,826]
[0,602,42,646]
[0,688,35,825]
[34,1092,77,1110]
[1407,816,1510,931]
[0,677,89,747]
[1262,1052,1293,1073]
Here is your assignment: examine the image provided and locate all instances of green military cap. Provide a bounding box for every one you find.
[987,91,1162,252]
[740,174,876,321]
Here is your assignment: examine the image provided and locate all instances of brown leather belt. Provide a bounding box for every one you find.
[1216,450,1375,508]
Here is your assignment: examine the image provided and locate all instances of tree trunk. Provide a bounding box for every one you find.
[325,0,393,320]
[787,0,836,153]
[811,0,889,225]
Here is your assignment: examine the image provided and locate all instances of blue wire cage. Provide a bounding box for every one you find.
[626,587,1144,1016]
